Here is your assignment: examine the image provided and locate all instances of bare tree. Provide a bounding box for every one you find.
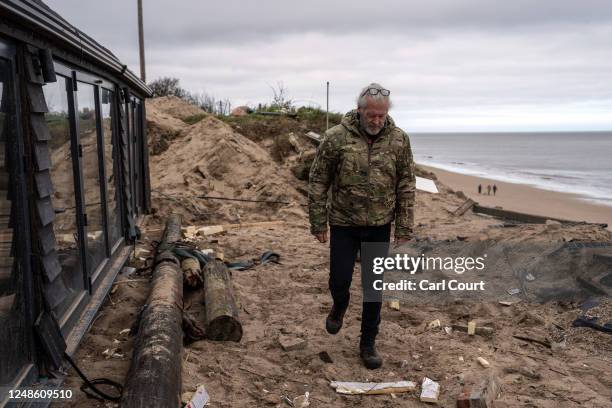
[268,81,293,111]
[148,77,234,115]
[187,92,231,115]
[148,77,188,98]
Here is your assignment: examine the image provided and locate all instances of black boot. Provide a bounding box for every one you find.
[360,340,383,369]
[325,304,347,334]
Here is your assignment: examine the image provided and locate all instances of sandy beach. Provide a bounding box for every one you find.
[422,164,612,229]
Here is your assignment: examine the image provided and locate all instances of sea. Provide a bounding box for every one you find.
[409,132,612,207]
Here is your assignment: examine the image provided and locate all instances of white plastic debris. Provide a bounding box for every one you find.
[185,384,210,408]
[293,391,310,407]
[416,176,439,194]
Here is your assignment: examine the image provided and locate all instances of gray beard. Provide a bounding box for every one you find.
[364,125,383,136]
[360,119,382,136]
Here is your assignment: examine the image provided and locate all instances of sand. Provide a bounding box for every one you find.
[423,165,612,229]
[55,98,612,408]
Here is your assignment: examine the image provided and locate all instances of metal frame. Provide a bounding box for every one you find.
[51,61,126,291]
[108,86,126,254]
[94,86,111,260]
[128,95,146,217]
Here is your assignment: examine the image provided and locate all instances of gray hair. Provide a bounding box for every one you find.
[357,82,392,108]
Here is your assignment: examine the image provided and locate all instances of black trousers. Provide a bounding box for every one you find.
[329,223,391,345]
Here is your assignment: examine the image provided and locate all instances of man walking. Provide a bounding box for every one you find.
[308,83,416,369]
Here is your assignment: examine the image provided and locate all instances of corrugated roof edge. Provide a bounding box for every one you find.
[0,0,152,97]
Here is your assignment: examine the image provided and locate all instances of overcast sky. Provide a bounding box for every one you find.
[46,0,612,132]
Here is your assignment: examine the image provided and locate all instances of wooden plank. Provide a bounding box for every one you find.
[330,381,417,395]
[30,114,52,141]
[452,198,476,217]
[34,170,54,198]
[33,141,51,171]
[305,131,322,143]
[27,83,49,113]
[472,204,607,227]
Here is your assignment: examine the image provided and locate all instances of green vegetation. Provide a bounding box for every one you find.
[182,113,207,125]
[296,106,343,128]
[219,106,343,142]
[148,76,345,138]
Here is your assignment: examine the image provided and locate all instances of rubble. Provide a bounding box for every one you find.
[420,377,440,403]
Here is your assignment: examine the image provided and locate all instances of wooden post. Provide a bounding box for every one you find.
[121,214,183,407]
[203,260,243,341]
[137,0,146,82]
[326,81,329,131]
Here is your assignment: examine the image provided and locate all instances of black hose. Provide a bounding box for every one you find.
[63,352,123,402]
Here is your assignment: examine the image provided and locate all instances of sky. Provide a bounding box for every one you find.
[45,0,612,132]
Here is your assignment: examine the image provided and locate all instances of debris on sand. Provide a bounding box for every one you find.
[330,380,417,395]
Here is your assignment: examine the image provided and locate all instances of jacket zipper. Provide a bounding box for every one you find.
[366,138,372,226]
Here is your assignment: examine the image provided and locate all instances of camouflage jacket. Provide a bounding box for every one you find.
[308,110,416,238]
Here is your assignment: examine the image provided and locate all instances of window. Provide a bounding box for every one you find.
[44,75,86,318]
[77,82,106,274]
[101,88,122,251]
[130,97,145,216]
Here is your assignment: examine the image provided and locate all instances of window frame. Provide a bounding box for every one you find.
[100,86,124,255]
[50,61,122,290]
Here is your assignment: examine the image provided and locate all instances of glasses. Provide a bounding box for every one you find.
[361,87,391,97]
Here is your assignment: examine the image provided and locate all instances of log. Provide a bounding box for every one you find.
[158,213,183,251]
[203,259,243,341]
[121,214,183,408]
[182,257,203,288]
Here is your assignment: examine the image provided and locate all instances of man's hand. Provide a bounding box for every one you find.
[314,231,328,243]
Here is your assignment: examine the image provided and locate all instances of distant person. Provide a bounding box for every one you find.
[309,83,415,370]
[478,184,482,194]
[487,184,491,195]
[493,184,497,196]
